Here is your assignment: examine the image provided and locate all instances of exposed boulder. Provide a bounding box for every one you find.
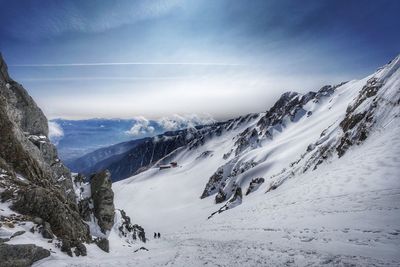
[74,242,87,257]
[78,197,92,222]
[95,237,109,253]
[118,209,146,243]
[208,187,243,219]
[215,189,227,204]
[201,167,224,199]
[202,160,257,201]
[10,231,26,239]
[40,222,54,239]
[90,170,115,233]
[60,239,73,257]
[133,246,149,252]
[0,243,50,267]
[245,177,265,195]
[13,186,90,243]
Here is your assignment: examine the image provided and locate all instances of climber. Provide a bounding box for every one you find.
[157,232,161,238]
[154,232,157,239]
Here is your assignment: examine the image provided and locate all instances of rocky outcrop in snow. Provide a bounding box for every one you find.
[0,243,50,267]
[117,209,146,243]
[266,55,400,194]
[245,177,265,195]
[90,170,115,233]
[208,187,243,219]
[73,171,146,252]
[0,53,146,260]
[200,85,341,206]
[199,55,400,217]
[0,53,91,259]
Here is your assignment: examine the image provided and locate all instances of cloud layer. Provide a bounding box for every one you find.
[125,114,215,137]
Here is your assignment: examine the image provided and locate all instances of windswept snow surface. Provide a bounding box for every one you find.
[35,58,400,266]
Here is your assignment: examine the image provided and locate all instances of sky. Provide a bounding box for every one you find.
[0,0,399,120]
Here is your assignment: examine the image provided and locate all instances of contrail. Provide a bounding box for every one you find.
[20,76,198,81]
[10,62,243,67]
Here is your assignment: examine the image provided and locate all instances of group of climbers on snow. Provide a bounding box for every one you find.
[153,232,161,239]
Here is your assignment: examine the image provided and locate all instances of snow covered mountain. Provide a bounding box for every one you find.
[55,55,400,265]
[111,55,399,265]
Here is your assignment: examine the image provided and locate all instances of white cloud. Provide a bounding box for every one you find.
[48,121,64,144]
[13,63,241,67]
[125,116,155,136]
[125,114,216,137]
[157,114,215,131]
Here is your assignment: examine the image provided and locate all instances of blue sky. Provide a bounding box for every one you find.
[0,0,399,119]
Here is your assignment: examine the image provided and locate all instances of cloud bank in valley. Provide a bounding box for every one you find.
[125,114,216,137]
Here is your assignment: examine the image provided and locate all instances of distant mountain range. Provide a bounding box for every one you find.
[49,115,215,165]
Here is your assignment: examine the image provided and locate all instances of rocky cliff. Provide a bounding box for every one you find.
[0,53,92,261]
[0,53,145,265]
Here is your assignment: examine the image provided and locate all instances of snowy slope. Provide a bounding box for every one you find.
[34,56,400,266]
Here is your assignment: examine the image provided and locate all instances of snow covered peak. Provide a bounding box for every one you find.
[113,54,400,223]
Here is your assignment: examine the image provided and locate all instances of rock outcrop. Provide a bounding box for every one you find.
[13,187,90,243]
[117,209,146,243]
[90,170,115,233]
[0,53,90,258]
[73,171,146,253]
[0,243,50,267]
[245,177,265,195]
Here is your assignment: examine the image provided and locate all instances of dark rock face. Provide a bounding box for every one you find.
[208,187,243,219]
[201,160,257,201]
[74,243,87,257]
[118,209,146,243]
[95,237,109,253]
[0,53,90,255]
[78,197,92,222]
[73,173,147,251]
[91,170,115,233]
[40,222,54,239]
[245,178,265,195]
[60,239,73,257]
[0,243,50,267]
[0,55,75,198]
[215,189,227,204]
[201,168,224,199]
[13,186,90,243]
[302,77,387,173]
[336,77,382,157]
